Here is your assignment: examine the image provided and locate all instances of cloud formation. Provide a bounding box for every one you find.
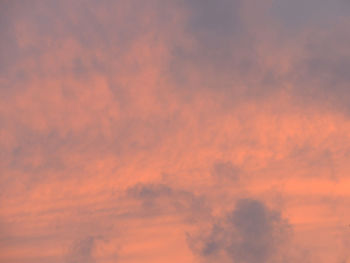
[1,0,350,262]
[66,237,96,263]
[188,199,290,263]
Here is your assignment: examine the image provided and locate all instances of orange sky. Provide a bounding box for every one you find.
[1,0,350,262]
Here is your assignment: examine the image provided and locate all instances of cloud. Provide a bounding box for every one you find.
[269,0,348,31]
[66,236,96,263]
[184,0,242,41]
[289,23,350,113]
[211,161,240,182]
[126,183,209,222]
[1,0,350,262]
[188,198,291,263]
[169,0,261,96]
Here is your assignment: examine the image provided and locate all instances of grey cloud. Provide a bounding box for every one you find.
[178,0,252,66]
[0,0,178,80]
[0,1,19,74]
[0,0,182,180]
[188,198,291,263]
[171,0,350,115]
[66,236,96,263]
[290,27,350,113]
[288,144,336,178]
[184,0,242,42]
[211,161,240,182]
[168,0,280,105]
[3,0,350,113]
[127,183,209,220]
[269,0,348,32]
[265,0,350,114]
[127,183,173,200]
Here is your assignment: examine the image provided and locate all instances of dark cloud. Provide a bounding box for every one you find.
[168,0,281,105]
[290,26,350,113]
[261,0,350,114]
[269,0,348,32]
[188,198,291,263]
[170,0,350,115]
[185,0,242,42]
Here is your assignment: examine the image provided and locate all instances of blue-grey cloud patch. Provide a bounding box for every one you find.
[66,236,96,263]
[127,183,210,221]
[185,0,242,42]
[290,25,350,113]
[288,144,336,178]
[269,0,348,32]
[211,161,240,182]
[0,0,179,82]
[188,198,291,263]
[177,0,252,70]
[167,0,282,105]
[262,0,350,114]
[169,0,350,115]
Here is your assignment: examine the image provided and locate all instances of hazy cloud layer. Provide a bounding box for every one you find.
[1,0,350,262]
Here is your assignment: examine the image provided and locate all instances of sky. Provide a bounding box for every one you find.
[1,0,350,262]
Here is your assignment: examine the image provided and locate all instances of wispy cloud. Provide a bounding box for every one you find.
[1,0,350,262]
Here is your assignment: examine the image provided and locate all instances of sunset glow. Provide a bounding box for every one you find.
[1,1,350,262]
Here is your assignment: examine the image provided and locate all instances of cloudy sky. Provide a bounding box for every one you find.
[1,0,350,262]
